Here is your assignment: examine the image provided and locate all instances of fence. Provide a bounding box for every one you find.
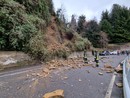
[123,56,130,98]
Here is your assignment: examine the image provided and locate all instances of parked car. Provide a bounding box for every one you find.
[99,51,110,56]
[110,50,118,55]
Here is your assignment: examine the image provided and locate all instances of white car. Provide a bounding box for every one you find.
[110,50,118,55]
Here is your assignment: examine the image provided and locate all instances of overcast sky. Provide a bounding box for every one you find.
[52,0,130,22]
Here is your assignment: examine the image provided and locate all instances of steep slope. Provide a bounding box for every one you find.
[0,0,91,61]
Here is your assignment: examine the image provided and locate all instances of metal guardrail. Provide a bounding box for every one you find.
[123,56,130,98]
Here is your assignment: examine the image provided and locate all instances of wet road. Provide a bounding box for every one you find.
[0,55,126,98]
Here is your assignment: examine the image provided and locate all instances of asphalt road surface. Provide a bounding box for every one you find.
[0,54,126,98]
[127,70,130,88]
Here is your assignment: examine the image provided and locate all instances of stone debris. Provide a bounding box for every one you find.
[92,65,96,68]
[63,77,68,80]
[42,68,50,77]
[100,64,115,73]
[71,66,75,69]
[43,68,50,74]
[83,63,92,66]
[36,73,42,77]
[107,69,114,72]
[49,76,52,78]
[43,89,64,98]
[104,64,113,68]
[31,73,37,76]
[101,83,103,85]
[17,86,21,90]
[40,58,93,77]
[63,81,67,84]
[78,79,82,82]
[26,74,30,77]
[49,66,56,70]
[86,70,90,73]
[116,82,123,88]
[106,69,113,73]
[89,60,93,64]
[100,68,105,71]
[114,72,118,75]
[98,72,103,75]
[77,64,81,68]
[115,64,123,73]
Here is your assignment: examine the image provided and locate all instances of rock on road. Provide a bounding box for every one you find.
[0,55,126,98]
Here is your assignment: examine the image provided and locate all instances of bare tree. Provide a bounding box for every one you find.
[99,31,109,48]
[70,14,77,31]
[56,5,67,24]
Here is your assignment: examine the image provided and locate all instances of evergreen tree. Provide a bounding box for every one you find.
[100,4,130,43]
[77,15,86,33]
[84,20,100,47]
[100,19,112,37]
[101,10,110,21]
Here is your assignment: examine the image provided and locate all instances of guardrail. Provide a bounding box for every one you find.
[123,56,130,98]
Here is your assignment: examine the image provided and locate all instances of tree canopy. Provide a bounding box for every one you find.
[100,4,130,43]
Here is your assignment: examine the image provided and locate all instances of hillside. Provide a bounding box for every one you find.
[0,0,91,61]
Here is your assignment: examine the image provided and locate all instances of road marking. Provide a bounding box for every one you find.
[105,72,116,98]
[0,67,42,78]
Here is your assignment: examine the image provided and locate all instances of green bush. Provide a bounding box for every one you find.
[75,41,85,51]
[0,0,47,51]
[74,33,91,51]
[28,32,48,60]
[14,0,51,24]
[52,49,69,59]
[25,14,46,31]
[10,23,37,50]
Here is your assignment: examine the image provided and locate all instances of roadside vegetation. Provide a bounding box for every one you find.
[0,0,91,61]
[70,4,130,48]
[100,4,130,43]
[0,0,130,62]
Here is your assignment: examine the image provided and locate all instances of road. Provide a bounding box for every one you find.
[127,69,130,87]
[0,54,126,98]
[126,57,130,90]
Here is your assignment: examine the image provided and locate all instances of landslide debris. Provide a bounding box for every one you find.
[43,89,64,98]
[100,64,114,73]
[41,57,93,77]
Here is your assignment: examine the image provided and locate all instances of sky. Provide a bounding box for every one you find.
[52,0,130,22]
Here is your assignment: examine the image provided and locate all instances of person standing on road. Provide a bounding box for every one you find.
[83,47,88,63]
[126,50,129,56]
[95,51,99,67]
[92,50,94,56]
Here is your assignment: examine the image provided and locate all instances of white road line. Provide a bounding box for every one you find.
[105,72,117,98]
[0,67,42,78]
